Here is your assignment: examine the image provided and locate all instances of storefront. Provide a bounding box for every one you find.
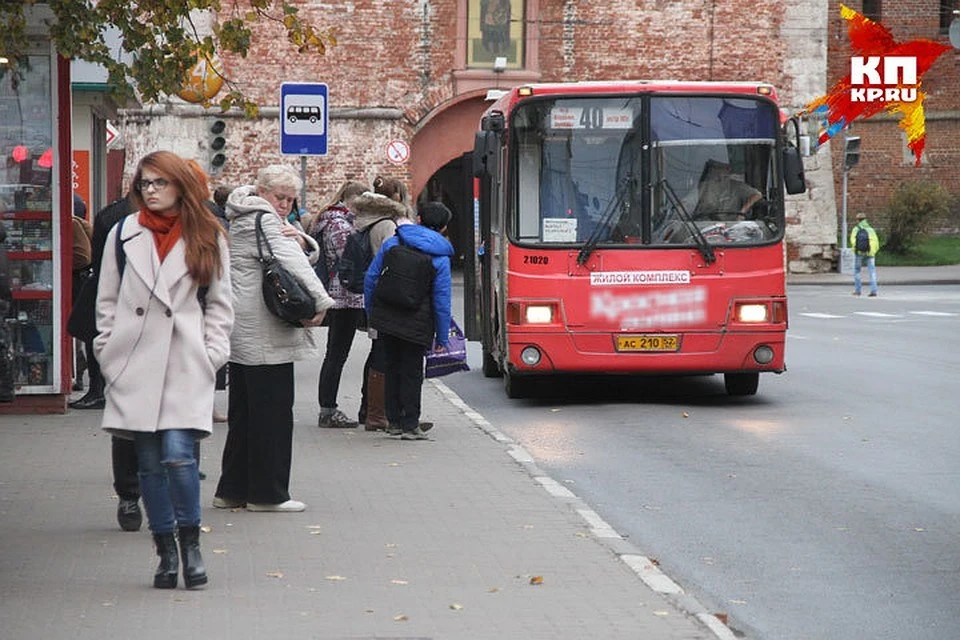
[1,29,74,413]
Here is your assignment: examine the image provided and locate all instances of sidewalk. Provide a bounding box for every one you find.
[0,347,719,639]
[787,264,960,286]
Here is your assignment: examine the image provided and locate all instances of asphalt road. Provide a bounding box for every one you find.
[446,284,960,640]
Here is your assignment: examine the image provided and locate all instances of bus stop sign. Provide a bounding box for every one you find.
[280,82,328,156]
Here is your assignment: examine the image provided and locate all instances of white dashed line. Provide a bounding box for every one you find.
[799,312,845,319]
[910,310,958,317]
[853,311,903,318]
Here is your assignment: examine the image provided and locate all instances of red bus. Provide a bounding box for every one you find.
[471,81,806,398]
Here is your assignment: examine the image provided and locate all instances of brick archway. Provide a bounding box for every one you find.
[409,91,491,200]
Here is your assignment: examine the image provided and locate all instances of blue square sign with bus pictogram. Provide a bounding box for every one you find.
[280,82,328,156]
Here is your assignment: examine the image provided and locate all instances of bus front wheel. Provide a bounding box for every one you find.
[504,369,531,399]
[482,348,501,378]
[724,372,759,396]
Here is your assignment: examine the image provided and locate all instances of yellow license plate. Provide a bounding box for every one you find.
[616,334,679,352]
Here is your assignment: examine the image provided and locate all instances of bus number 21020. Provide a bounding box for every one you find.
[523,255,549,265]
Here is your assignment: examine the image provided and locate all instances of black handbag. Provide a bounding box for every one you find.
[255,212,316,327]
[67,273,98,342]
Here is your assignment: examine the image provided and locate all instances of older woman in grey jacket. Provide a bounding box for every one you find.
[213,165,334,513]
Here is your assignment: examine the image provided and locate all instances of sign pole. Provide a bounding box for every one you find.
[299,155,307,213]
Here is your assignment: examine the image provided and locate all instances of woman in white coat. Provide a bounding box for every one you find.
[95,151,233,590]
[213,164,333,513]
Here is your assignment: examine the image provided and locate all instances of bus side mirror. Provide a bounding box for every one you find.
[782,117,806,195]
[473,130,495,178]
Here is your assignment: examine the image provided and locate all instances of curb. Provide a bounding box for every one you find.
[430,378,740,640]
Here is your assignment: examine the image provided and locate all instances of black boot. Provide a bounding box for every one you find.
[178,526,208,589]
[152,533,178,589]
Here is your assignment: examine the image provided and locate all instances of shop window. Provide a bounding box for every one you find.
[862,0,881,22]
[467,0,525,69]
[1,51,57,391]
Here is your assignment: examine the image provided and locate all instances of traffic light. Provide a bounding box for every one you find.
[843,136,861,171]
[209,119,226,173]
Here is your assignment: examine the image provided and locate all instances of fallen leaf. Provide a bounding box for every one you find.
[653,610,670,616]
[266,571,284,579]
[391,579,409,585]
[388,462,400,467]
[914,527,926,532]
[574,532,588,538]
[309,530,322,535]
[385,543,397,548]
[521,524,534,529]
[200,525,212,533]
[101,602,114,607]
[212,548,228,554]
[393,614,408,622]
[325,575,347,581]
[487,587,500,593]
[550,408,560,412]
[306,524,323,530]
[449,603,463,611]
[714,613,728,624]
[681,412,689,418]
[729,599,747,605]
[649,557,660,566]
[529,575,543,585]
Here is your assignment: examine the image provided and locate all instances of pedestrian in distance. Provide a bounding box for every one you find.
[213,164,333,513]
[70,194,93,392]
[364,201,454,441]
[95,150,234,589]
[307,180,370,428]
[850,212,880,297]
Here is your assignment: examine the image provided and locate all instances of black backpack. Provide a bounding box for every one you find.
[855,227,870,253]
[373,236,435,310]
[336,217,393,294]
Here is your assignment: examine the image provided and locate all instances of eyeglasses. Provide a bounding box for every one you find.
[137,178,170,192]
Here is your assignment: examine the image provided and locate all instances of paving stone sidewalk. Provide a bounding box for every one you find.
[0,353,716,640]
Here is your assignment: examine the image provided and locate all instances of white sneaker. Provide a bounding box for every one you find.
[246,499,306,512]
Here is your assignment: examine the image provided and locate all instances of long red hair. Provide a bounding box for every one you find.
[129,151,223,285]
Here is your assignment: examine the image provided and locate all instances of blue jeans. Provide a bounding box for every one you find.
[853,254,878,295]
[133,430,201,534]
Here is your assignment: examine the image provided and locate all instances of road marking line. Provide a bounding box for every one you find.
[536,476,577,499]
[799,312,845,318]
[853,311,903,318]
[910,310,957,316]
[695,613,739,640]
[621,554,685,594]
[576,508,622,538]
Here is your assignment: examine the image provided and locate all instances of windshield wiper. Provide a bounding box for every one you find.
[659,178,716,265]
[577,176,631,266]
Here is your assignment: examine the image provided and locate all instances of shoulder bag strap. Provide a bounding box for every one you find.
[115,215,128,278]
[254,211,275,262]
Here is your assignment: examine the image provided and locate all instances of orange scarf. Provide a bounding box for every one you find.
[138,208,183,263]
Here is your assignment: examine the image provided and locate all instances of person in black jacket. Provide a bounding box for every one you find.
[363,202,454,441]
[67,194,144,531]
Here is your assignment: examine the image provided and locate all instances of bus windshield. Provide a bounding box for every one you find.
[510,94,783,248]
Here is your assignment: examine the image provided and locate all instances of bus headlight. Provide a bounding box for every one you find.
[525,305,553,324]
[736,303,768,323]
[520,346,542,366]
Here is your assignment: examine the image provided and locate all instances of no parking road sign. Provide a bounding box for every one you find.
[280,82,328,156]
[386,139,410,164]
